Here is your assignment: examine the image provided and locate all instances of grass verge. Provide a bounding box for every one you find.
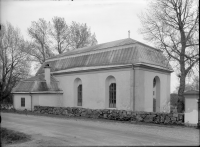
[1,127,31,145]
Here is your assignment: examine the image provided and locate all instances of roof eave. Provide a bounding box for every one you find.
[12,91,63,94]
[134,63,173,73]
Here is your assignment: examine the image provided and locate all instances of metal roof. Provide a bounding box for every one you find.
[12,74,62,93]
[48,38,138,59]
[36,38,173,75]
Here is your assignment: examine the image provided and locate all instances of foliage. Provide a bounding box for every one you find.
[0,23,31,102]
[26,17,98,63]
[69,21,97,49]
[49,16,70,54]
[1,128,30,145]
[139,0,199,112]
[27,18,54,64]
[170,93,184,113]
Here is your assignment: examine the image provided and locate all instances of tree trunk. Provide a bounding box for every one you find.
[177,62,186,113]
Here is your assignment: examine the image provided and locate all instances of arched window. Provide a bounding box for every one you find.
[77,84,82,106]
[153,76,160,112]
[109,83,116,108]
[74,78,82,106]
[106,76,116,108]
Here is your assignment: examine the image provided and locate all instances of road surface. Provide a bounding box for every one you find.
[1,112,199,146]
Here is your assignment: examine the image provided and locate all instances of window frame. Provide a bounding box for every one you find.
[109,83,116,108]
[21,97,25,107]
[77,84,82,106]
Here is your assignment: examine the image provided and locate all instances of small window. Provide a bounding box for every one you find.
[77,84,82,106]
[109,83,116,108]
[21,98,25,107]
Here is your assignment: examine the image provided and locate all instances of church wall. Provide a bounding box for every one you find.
[143,70,170,112]
[134,69,145,111]
[134,67,171,112]
[54,68,133,110]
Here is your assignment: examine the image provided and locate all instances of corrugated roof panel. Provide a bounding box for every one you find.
[98,52,105,66]
[94,53,101,66]
[79,56,84,67]
[123,48,131,63]
[102,52,109,65]
[85,53,92,66]
[127,47,135,63]
[129,47,137,63]
[106,50,113,64]
[112,49,120,63]
[117,49,124,63]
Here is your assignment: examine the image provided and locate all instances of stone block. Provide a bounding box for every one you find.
[136,115,143,122]
[103,114,107,119]
[164,116,170,124]
[173,113,178,117]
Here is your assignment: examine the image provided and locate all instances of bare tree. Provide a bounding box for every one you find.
[27,18,54,64]
[49,16,70,54]
[69,21,97,49]
[175,75,199,92]
[0,23,31,102]
[139,0,199,112]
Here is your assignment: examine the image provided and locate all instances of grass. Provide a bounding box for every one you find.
[1,127,31,145]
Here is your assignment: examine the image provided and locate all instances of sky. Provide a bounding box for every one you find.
[1,0,180,92]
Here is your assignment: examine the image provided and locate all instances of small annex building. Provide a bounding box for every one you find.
[12,38,173,112]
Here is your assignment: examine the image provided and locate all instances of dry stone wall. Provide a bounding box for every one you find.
[34,106,184,125]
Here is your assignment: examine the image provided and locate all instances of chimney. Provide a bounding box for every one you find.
[44,64,51,87]
[128,30,130,38]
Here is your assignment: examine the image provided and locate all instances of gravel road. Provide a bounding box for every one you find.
[1,112,199,146]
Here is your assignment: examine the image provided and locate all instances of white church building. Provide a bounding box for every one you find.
[12,38,173,112]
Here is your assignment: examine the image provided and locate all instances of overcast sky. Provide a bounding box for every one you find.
[1,0,179,92]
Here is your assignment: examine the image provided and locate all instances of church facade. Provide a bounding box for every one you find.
[12,38,173,112]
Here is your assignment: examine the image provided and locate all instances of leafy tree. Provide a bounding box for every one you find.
[27,18,54,64]
[49,16,70,54]
[139,0,199,112]
[69,21,97,49]
[0,23,31,103]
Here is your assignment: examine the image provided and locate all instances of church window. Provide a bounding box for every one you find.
[77,84,82,106]
[109,83,116,108]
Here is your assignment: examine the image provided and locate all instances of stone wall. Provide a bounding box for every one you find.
[34,106,184,125]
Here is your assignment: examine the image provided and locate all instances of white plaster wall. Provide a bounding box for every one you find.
[134,69,145,111]
[38,94,63,107]
[134,68,171,112]
[32,95,39,110]
[144,70,170,112]
[185,96,198,125]
[54,68,132,110]
[13,94,31,110]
